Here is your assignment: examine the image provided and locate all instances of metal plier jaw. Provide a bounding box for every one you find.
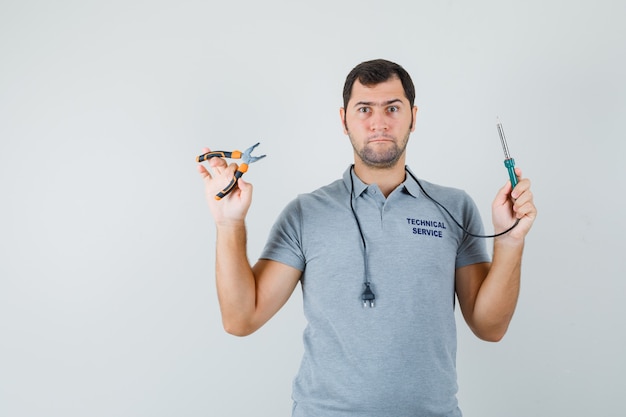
[196,142,266,200]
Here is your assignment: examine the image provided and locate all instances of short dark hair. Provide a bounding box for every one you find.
[342,59,415,109]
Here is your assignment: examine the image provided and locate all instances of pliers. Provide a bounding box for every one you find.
[196,142,266,200]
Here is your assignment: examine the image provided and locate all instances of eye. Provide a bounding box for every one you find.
[388,105,399,113]
[358,107,370,113]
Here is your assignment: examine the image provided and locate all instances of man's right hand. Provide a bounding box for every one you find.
[197,147,253,225]
[197,148,301,337]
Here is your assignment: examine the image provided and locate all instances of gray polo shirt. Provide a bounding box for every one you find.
[260,166,490,417]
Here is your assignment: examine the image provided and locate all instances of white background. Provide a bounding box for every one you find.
[1,1,624,416]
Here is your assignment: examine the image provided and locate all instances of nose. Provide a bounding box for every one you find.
[369,110,388,132]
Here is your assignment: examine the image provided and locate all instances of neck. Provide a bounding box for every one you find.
[352,159,406,198]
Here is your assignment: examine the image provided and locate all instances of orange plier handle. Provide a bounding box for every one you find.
[196,142,265,200]
[196,150,242,163]
[215,163,248,200]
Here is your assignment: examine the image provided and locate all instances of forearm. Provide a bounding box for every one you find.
[214,221,258,335]
[461,170,535,341]
[472,238,524,341]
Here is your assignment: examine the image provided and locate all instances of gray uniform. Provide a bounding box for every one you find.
[260,166,491,417]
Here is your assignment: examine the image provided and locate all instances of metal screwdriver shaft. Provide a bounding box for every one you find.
[497,118,518,189]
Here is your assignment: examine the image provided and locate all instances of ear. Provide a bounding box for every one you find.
[339,107,348,134]
[410,105,418,131]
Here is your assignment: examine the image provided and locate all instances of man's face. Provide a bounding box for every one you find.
[340,77,417,169]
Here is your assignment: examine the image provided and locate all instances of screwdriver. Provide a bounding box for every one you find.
[496,118,518,189]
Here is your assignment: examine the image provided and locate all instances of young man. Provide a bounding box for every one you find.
[198,59,536,416]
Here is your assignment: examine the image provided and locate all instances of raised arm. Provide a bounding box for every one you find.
[456,168,536,342]
[198,150,301,336]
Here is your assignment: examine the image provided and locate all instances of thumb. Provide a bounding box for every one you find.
[494,180,513,208]
[231,177,254,210]
[237,177,253,194]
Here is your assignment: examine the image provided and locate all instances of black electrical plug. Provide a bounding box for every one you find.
[361,282,375,308]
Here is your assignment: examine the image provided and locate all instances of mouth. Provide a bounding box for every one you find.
[367,135,395,144]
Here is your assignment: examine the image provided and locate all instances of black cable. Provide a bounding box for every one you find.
[349,166,375,307]
[405,168,520,238]
[348,165,520,307]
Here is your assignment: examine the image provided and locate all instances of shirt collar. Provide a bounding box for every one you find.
[342,165,422,199]
[402,166,422,198]
[342,166,368,198]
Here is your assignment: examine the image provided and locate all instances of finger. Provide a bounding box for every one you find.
[509,167,522,186]
[214,163,240,194]
[210,157,229,175]
[514,200,537,221]
[513,189,535,217]
[225,162,239,175]
[197,163,211,179]
[235,177,254,203]
[511,178,531,200]
[197,147,229,172]
[237,177,252,193]
[512,180,531,203]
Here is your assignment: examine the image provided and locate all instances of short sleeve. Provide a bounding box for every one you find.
[455,192,491,269]
[259,198,306,271]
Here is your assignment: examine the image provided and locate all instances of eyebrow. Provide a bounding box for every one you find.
[352,98,403,108]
